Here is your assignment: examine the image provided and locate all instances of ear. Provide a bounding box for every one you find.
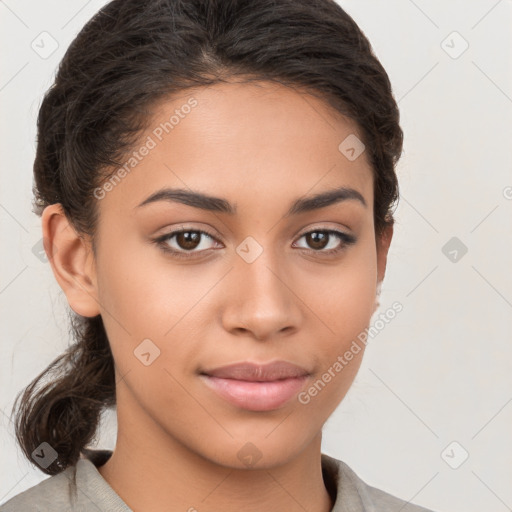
[374,223,393,312]
[376,223,393,285]
[41,204,100,317]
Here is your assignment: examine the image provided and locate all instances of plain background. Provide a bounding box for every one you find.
[1,1,511,511]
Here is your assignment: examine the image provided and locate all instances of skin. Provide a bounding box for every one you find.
[42,80,392,512]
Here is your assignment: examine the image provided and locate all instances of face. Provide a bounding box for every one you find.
[51,80,392,469]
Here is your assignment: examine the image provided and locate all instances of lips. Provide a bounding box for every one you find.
[199,360,311,411]
[200,360,310,381]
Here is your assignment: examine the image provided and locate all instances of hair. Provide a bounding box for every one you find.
[12,0,403,476]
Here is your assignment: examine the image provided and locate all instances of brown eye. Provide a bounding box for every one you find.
[305,231,330,250]
[293,229,356,255]
[154,228,220,258]
[175,231,202,250]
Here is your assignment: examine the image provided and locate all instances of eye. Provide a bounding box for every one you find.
[154,227,220,259]
[293,229,356,256]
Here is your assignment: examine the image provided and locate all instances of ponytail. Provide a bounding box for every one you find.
[12,314,115,475]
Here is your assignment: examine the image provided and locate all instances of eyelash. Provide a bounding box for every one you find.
[152,226,357,260]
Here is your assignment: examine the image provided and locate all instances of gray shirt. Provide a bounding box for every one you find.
[0,449,436,511]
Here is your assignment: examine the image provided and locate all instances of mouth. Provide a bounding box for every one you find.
[199,360,311,411]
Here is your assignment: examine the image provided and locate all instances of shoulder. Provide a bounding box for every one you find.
[322,453,438,512]
[0,452,130,512]
[0,464,80,511]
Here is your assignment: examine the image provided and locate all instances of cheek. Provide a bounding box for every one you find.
[298,235,377,399]
[94,234,223,393]
[303,235,378,337]
[95,231,199,334]
[296,254,377,415]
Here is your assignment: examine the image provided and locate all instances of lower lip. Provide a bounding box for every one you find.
[200,374,309,411]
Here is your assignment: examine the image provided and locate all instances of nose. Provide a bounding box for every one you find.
[220,245,302,341]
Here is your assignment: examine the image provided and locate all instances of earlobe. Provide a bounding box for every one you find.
[41,204,100,318]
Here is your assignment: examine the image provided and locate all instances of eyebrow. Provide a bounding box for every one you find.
[135,186,367,216]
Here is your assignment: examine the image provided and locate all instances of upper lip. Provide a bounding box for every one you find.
[200,361,310,381]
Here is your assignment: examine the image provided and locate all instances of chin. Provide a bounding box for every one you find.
[193,426,316,471]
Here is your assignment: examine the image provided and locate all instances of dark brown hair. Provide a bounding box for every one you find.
[12,0,403,475]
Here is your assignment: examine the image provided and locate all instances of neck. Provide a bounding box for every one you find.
[97,397,334,512]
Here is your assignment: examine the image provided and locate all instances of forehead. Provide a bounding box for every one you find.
[97,80,373,215]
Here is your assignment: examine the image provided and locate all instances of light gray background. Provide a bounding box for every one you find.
[1,1,511,511]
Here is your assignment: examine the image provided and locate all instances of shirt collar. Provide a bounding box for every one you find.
[80,449,366,512]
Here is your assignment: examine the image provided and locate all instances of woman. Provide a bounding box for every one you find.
[0,0,437,510]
